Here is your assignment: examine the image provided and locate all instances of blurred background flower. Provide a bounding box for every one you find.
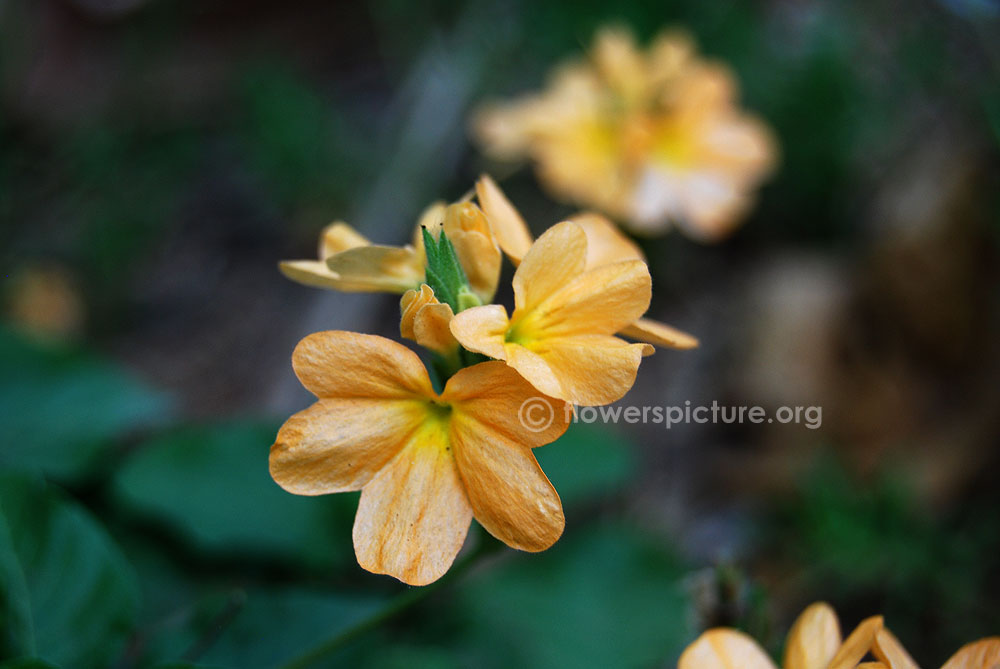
[1,0,999,667]
[473,26,776,240]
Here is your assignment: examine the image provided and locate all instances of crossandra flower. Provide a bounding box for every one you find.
[450,220,656,406]
[399,283,457,356]
[270,331,569,586]
[473,26,776,241]
[678,601,1000,669]
[475,174,699,352]
[279,199,502,303]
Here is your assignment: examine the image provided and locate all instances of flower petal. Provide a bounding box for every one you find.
[570,211,645,268]
[872,629,918,669]
[520,259,651,338]
[279,260,347,291]
[509,335,651,406]
[353,433,472,586]
[620,317,699,350]
[449,304,510,360]
[828,616,884,669]
[940,638,1000,669]
[783,602,841,669]
[400,285,457,355]
[320,222,370,259]
[512,221,588,314]
[291,331,435,399]
[325,245,424,293]
[444,362,567,551]
[270,397,425,495]
[476,174,534,264]
[444,202,502,302]
[678,629,779,669]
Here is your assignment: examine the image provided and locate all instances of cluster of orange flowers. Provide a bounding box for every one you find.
[473,27,776,241]
[682,602,999,669]
[273,175,696,585]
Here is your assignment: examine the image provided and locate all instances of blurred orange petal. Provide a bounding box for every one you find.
[678,629,778,669]
[828,616,884,669]
[319,221,370,259]
[783,602,842,669]
[872,629,918,669]
[941,637,1000,669]
[324,245,424,293]
[475,174,534,264]
[620,317,699,350]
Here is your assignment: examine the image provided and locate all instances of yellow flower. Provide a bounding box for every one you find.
[679,602,920,669]
[269,331,569,586]
[476,174,699,351]
[279,199,502,302]
[450,220,655,406]
[473,26,776,241]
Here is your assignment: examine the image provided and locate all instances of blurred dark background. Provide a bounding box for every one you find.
[2,0,999,667]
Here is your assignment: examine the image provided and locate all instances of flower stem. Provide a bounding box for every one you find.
[276,537,502,669]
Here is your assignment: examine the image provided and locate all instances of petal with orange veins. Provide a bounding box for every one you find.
[783,602,841,669]
[449,304,510,360]
[620,317,699,350]
[678,629,778,669]
[444,362,567,551]
[319,222,370,259]
[353,430,472,586]
[570,211,645,268]
[325,245,424,293]
[291,331,435,400]
[872,629,918,669]
[512,221,588,313]
[510,335,651,406]
[442,360,570,447]
[475,174,534,264]
[941,637,1000,669]
[828,616,884,669]
[270,397,426,495]
[521,259,650,338]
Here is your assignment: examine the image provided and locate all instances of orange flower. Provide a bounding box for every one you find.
[450,220,655,406]
[476,174,699,351]
[270,331,568,585]
[473,26,776,241]
[678,602,930,669]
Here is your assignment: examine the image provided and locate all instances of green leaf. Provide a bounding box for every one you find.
[534,423,636,506]
[197,587,384,668]
[456,525,692,668]
[0,328,172,479]
[0,473,138,667]
[112,421,356,565]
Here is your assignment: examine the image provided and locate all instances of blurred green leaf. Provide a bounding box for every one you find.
[534,423,635,506]
[198,587,384,668]
[0,328,172,479]
[0,473,138,667]
[0,660,60,669]
[112,421,356,566]
[456,524,691,668]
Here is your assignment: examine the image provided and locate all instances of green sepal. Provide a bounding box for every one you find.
[422,227,472,313]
